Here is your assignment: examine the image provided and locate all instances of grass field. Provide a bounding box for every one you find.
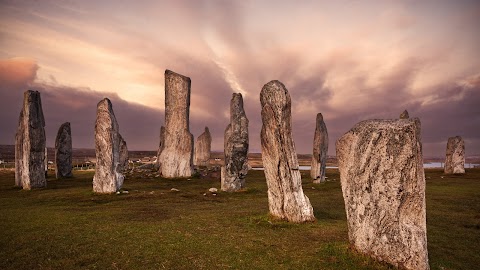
[0,168,479,269]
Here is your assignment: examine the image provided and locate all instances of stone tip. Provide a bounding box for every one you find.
[204,126,209,133]
[264,80,285,88]
[60,122,71,129]
[400,110,409,119]
[261,80,286,93]
[316,113,324,122]
[232,93,244,104]
[97,98,113,111]
[165,69,191,81]
[260,80,290,107]
[25,90,41,99]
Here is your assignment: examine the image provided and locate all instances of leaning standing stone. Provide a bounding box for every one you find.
[55,122,73,178]
[194,127,212,167]
[260,80,315,223]
[158,70,194,178]
[93,98,125,193]
[221,93,249,192]
[336,118,429,270]
[310,113,328,183]
[15,90,47,189]
[444,136,465,174]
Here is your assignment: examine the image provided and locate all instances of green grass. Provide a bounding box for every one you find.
[0,168,479,269]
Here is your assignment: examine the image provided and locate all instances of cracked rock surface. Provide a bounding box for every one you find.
[55,122,73,178]
[310,113,328,183]
[260,80,315,223]
[15,90,46,189]
[444,136,465,174]
[336,118,429,270]
[93,98,124,193]
[221,93,249,192]
[194,127,212,167]
[158,70,194,178]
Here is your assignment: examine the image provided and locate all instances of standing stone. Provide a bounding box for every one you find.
[154,126,166,170]
[221,93,249,192]
[194,127,212,167]
[310,113,328,183]
[336,118,429,270]
[93,98,125,193]
[400,110,409,119]
[15,90,47,189]
[119,134,129,173]
[158,70,194,178]
[260,80,315,223]
[55,122,73,178]
[444,136,465,174]
[45,146,48,177]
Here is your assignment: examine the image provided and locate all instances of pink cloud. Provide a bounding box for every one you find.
[0,58,38,87]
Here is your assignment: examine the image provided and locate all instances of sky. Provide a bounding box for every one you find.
[1,0,479,156]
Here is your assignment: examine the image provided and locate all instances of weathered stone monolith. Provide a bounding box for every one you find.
[55,122,73,178]
[119,134,128,172]
[400,110,409,119]
[93,98,125,193]
[15,90,47,189]
[154,126,166,170]
[444,136,465,174]
[260,80,315,223]
[158,70,194,178]
[310,113,328,183]
[221,93,249,192]
[336,118,429,270]
[194,127,212,167]
[45,146,48,178]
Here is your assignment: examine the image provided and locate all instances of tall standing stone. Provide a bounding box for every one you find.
[158,70,194,178]
[15,90,47,189]
[336,118,429,270]
[119,134,129,173]
[55,122,73,178]
[221,93,249,192]
[154,126,166,170]
[93,98,124,193]
[444,136,465,174]
[194,127,212,167]
[260,80,315,223]
[310,113,328,183]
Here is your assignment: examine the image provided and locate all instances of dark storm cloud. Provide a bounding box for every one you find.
[0,58,163,150]
[416,75,480,156]
[1,59,479,156]
[1,1,480,157]
[0,58,236,152]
